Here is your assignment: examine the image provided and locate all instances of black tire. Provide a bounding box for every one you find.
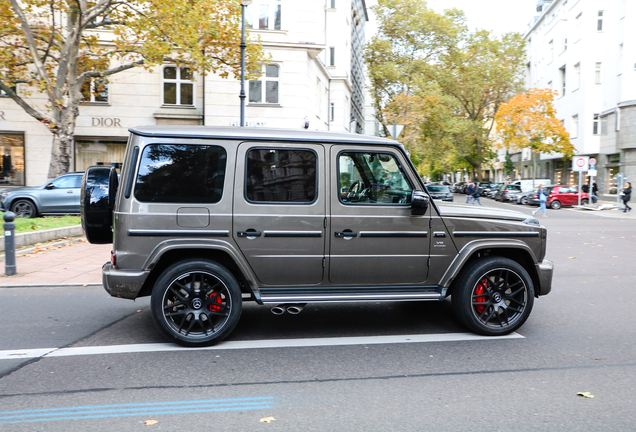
[550,200,562,210]
[11,199,37,218]
[150,260,242,347]
[451,257,534,336]
[581,199,589,205]
[520,196,529,205]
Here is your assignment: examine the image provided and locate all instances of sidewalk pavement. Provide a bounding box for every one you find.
[0,238,110,287]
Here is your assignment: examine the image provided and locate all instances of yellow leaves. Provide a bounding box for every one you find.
[144,419,159,425]
[495,88,575,158]
[577,392,594,399]
[260,417,276,423]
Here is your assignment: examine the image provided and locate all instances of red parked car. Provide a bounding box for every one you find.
[531,185,590,209]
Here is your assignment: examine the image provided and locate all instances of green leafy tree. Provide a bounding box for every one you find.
[0,0,264,177]
[365,0,465,156]
[365,0,526,180]
[434,30,526,181]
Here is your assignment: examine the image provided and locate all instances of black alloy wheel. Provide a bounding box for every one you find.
[452,257,534,336]
[10,199,37,218]
[150,260,242,347]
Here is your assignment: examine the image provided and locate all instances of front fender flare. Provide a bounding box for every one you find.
[439,239,538,289]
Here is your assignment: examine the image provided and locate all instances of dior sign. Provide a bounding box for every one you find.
[92,117,122,127]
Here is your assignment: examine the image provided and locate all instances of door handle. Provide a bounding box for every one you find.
[237,230,261,237]
[334,231,357,238]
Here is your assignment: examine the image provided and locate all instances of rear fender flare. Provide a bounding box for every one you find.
[142,239,260,293]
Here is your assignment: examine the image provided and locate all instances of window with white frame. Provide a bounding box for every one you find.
[597,11,603,31]
[595,62,602,84]
[571,115,578,138]
[163,66,194,106]
[246,0,282,31]
[559,65,566,96]
[329,47,335,66]
[249,64,279,104]
[81,77,109,103]
[330,103,335,122]
[593,114,600,135]
[549,40,553,62]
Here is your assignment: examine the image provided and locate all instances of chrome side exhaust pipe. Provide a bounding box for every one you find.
[270,305,287,315]
[286,304,306,315]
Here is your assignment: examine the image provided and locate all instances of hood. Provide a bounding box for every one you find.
[435,203,529,222]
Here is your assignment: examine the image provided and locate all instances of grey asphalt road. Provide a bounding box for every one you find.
[1,198,635,431]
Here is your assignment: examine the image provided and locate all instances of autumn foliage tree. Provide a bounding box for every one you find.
[495,88,575,181]
[365,0,526,181]
[0,0,263,177]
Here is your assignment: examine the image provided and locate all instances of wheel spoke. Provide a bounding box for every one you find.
[165,310,187,317]
[508,285,525,297]
[171,281,190,297]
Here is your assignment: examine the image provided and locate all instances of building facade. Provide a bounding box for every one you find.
[524,0,636,196]
[0,0,370,187]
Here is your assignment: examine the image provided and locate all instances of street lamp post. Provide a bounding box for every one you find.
[240,0,252,127]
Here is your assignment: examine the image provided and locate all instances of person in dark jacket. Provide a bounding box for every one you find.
[621,182,632,212]
[465,182,475,204]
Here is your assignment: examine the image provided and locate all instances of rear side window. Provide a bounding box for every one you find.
[245,148,317,203]
[135,144,226,203]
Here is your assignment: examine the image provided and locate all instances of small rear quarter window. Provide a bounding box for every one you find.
[135,144,226,203]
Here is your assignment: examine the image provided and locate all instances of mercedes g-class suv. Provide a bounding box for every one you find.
[81,126,553,346]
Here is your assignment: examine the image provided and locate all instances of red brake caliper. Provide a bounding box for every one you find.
[208,293,222,312]
[474,278,487,314]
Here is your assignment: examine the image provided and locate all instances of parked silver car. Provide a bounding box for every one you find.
[81,126,553,347]
[0,172,84,218]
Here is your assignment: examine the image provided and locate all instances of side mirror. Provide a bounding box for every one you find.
[411,190,429,215]
[45,183,55,190]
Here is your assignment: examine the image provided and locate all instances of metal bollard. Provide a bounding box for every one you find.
[3,211,16,276]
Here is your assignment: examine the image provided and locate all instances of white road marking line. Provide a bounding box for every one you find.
[0,332,524,361]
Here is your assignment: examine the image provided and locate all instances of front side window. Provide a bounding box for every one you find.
[245,148,316,203]
[249,64,279,104]
[246,0,281,30]
[163,66,194,106]
[338,152,412,205]
[135,144,226,203]
[81,77,108,103]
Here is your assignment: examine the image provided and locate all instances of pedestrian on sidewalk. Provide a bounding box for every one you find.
[466,182,475,204]
[533,184,548,217]
[621,182,632,212]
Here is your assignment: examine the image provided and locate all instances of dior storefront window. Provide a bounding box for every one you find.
[0,133,25,186]
[74,138,127,172]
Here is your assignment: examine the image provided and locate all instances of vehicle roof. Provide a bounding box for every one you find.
[129,126,403,148]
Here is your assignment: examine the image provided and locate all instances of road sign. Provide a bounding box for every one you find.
[572,156,589,172]
[589,158,597,166]
[588,169,597,176]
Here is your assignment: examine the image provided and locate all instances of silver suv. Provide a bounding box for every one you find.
[81,126,553,346]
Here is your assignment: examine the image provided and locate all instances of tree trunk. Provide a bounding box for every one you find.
[48,107,76,178]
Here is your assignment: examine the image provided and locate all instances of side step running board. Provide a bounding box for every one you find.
[255,286,446,305]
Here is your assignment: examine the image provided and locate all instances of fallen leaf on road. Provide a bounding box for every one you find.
[577,392,594,398]
[568,257,576,259]
[145,420,159,425]
[612,256,618,258]
[260,417,276,423]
